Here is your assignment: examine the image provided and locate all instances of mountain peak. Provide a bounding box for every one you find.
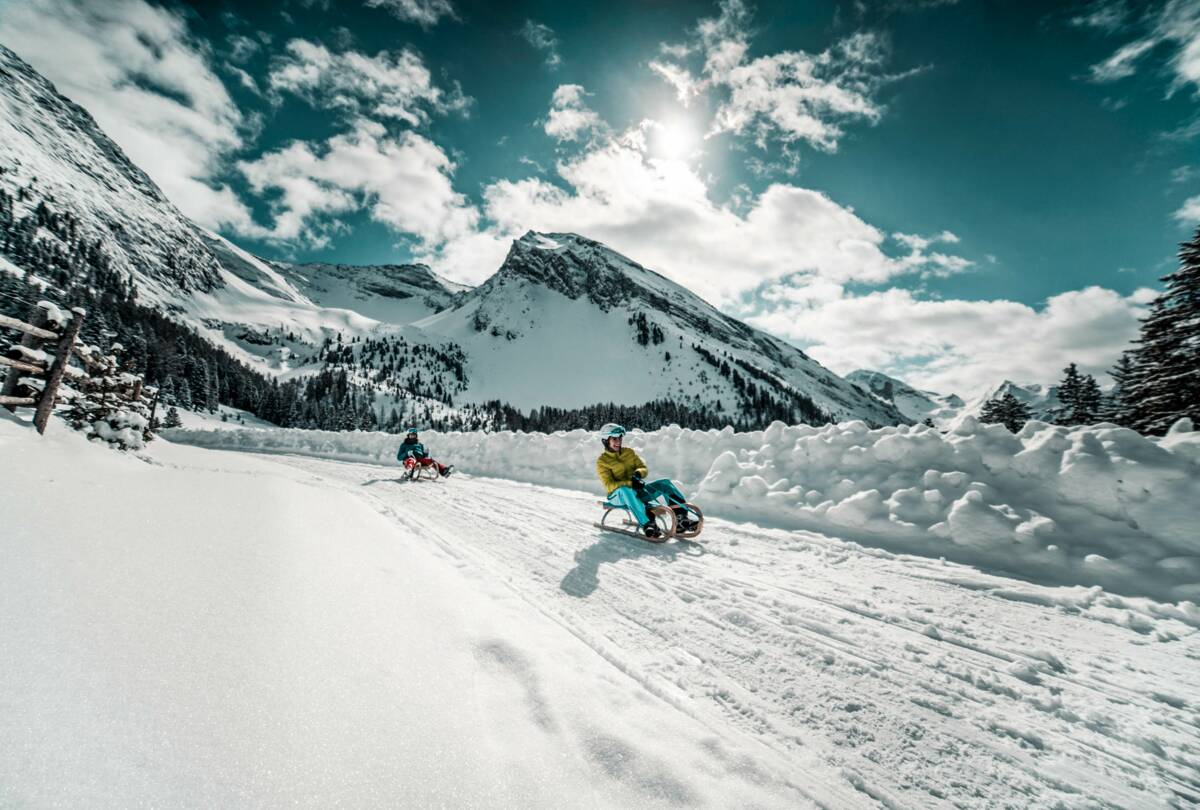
[493,230,653,310]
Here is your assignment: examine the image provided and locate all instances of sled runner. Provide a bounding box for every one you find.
[594,501,704,542]
[405,464,443,482]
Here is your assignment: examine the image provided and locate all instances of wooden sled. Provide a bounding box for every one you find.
[594,501,705,543]
[404,463,442,482]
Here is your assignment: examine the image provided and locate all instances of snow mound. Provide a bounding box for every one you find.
[165,418,1200,601]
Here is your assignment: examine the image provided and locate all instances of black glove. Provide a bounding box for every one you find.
[631,474,645,492]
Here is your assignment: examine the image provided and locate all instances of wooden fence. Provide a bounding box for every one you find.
[1,302,86,434]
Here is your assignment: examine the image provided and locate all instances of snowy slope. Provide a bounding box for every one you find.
[4,414,1196,807]
[416,232,905,425]
[0,45,387,373]
[847,369,965,425]
[847,371,1069,428]
[963,380,1063,423]
[0,44,222,296]
[277,260,466,325]
[0,414,856,808]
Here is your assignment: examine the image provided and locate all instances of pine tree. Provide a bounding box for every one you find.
[1078,374,1102,424]
[1120,228,1200,434]
[1099,351,1135,424]
[979,392,1032,433]
[1053,363,1102,425]
[163,406,183,429]
[1053,363,1083,424]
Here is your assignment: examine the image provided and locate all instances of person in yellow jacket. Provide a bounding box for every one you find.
[596,423,697,538]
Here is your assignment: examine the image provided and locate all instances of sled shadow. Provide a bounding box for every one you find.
[361,477,410,486]
[560,533,705,599]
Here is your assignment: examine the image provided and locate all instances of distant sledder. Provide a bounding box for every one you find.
[397,428,455,481]
[593,424,703,542]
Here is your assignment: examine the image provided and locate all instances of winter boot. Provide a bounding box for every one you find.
[442,465,455,478]
[641,522,662,539]
[673,506,698,533]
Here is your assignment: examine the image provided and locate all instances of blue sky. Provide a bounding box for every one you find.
[2,0,1198,395]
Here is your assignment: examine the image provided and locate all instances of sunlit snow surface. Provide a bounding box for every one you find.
[0,414,823,808]
[3,413,1198,807]
[167,417,1200,602]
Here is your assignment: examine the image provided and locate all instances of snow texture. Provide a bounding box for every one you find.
[166,417,1200,601]
[5,413,1197,807]
[0,413,835,808]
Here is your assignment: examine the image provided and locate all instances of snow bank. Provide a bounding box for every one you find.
[164,417,1200,601]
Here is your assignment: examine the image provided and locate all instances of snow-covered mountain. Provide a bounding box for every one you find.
[415,232,904,425]
[846,369,964,424]
[848,369,1069,427]
[277,260,465,325]
[0,44,222,296]
[0,43,903,428]
[965,380,1063,422]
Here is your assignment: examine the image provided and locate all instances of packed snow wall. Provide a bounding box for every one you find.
[165,417,1200,602]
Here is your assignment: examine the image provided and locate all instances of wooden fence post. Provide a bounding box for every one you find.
[1,304,49,412]
[33,307,85,435]
[147,388,159,431]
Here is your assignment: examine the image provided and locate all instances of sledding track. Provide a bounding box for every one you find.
[277,454,1200,809]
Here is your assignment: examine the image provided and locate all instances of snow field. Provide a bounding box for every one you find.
[166,416,1200,602]
[0,414,812,808]
[274,454,1200,807]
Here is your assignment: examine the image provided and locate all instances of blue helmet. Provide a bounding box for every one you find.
[403,426,420,437]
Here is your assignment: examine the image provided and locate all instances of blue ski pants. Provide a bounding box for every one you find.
[605,478,687,526]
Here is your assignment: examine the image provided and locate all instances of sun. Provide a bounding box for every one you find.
[649,117,700,161]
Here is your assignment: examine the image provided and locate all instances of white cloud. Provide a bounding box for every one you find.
[418,119,1132,400]
[1090,37,1157,82]
[649,60,702,103]
[425,122,971,294]
[520,20,561,70]
[0,0,258,232]
[1069,0,1130,33]
[227,33,261,64]
[268,39,467,126]
[362,0,456,28]
[543,84,603,142]
[227,66,261,95]
[1088,0,1200,92]
[747,285,1151,396]
[649,0,893,151]
[238,119,477,249]
[1173,193,1200,222]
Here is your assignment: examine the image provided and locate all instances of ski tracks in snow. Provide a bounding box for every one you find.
[276,454,1200,809]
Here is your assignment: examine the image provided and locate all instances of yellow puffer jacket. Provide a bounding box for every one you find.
[596,447,649,494]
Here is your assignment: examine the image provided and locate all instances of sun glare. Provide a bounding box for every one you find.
[650,118,700,161]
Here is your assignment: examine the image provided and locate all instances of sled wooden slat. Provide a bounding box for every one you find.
[0,395,37,406]
[0,355,46,374]
[0,314,58,341]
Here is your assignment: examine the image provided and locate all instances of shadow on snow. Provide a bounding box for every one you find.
[561,531,705,599]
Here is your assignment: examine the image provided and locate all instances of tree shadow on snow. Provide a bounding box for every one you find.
[560,533,705,599]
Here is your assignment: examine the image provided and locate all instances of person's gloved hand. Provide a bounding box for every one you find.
[631,473,645,492]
